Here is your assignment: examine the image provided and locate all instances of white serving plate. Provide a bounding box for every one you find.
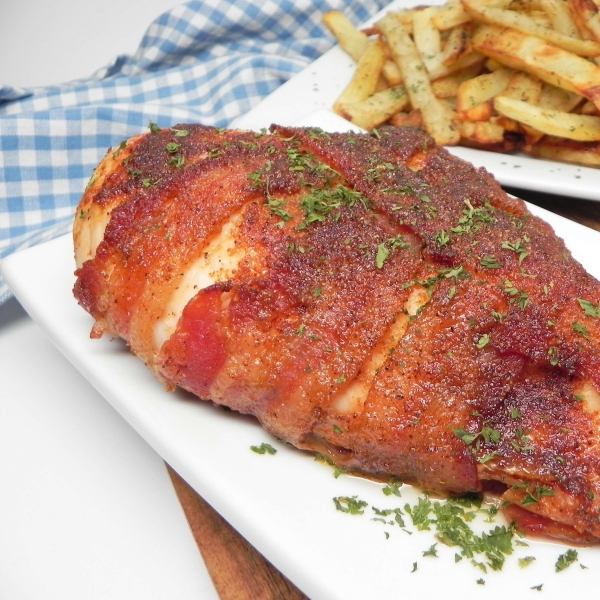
[3,199,600,599]
[232,0,600,201]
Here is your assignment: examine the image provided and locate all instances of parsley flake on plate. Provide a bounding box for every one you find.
[250,443,277,455]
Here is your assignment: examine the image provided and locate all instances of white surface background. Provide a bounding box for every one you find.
[0,0,183,88]
[0,1,220,598]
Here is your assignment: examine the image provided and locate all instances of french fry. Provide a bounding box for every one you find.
[463,0,600,56]
[471,24,600,110]
[580,100,600,115]
[456,120,506,144]
[567,0,600,43]
[412,7,443,74]
[526,10,553,30]
[324,0,600,168]
[496,72,544,142]
[389,109,424,128]
[337,86,410,130]
[494,95,600,141]
[427,50,486,81]
[431,62,484,98]
[440,25,472,66]
[498,71,542,102]
[325,11,398,89]
[379,13,460,145]
[432,0,471,30]
[322,12,369,62]
[538,0,581,38]
[538,83,583,111]
[381,57,404,86]
[456,68,513,120]
[333,39,385,112]
[526,136,600,166]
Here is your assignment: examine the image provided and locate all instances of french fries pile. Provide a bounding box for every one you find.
[324,0,600,167]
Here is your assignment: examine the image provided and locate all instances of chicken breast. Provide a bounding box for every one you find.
[73,123,600,542]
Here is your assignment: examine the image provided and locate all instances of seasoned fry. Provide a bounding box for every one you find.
[432,63,484,98]
[471,24,600,110]
[389,109,424,128]
[527,136,600,166]
[498,71,542,103]
[456,68,513,116]
[538,0,581,37]
[494,95,600,141]
[337,86,409,130]
[379,12,459,145]
[440,25,472,66]
[381,55,404,86]
[463,0,600,56]
[456,119,506,144]
[538,83,583,112]
[412,6,443,74]
[432,0,471,30]
[567,0,600,43]
[325,0,600,168]
[333,39,385,113]
[322,11,369,61]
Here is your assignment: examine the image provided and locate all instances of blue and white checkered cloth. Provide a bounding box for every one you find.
[0,0,389,304]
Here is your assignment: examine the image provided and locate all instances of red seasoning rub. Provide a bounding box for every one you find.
[74,123,600,542]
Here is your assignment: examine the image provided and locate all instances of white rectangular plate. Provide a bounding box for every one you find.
[232,0,600,201]
[3,200,600,599]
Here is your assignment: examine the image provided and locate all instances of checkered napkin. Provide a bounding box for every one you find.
[0,0,389,304]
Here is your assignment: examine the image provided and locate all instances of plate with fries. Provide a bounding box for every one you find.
[234,0,600,201]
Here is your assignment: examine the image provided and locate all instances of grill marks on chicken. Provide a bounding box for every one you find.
[74,123,600,541]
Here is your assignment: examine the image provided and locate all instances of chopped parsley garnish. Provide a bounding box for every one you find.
[503,280,530,309]
[168,155,185,168]
[148,121,161,133]
[476,334,490,349]
[296,184,371,229]
[333,496,368,515]
[578,298,600,318]
[548,346,559,366]
[454,425,501,447]
[376,235,409,268]
[266,198,293,224]
[480,256,503,269]
[382,479,403,497]
[435,229,450,247]
[171,128,189,137]
[501,239,529,263]
[519,556,536,568]
[376,244,390,269]
[555,549,578,572]
[250,443,277,455]
[423,543,438,557]
[451,199,494,235]
[112,140,127,157]
[521,486,554,507]
[572,322,590,338]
